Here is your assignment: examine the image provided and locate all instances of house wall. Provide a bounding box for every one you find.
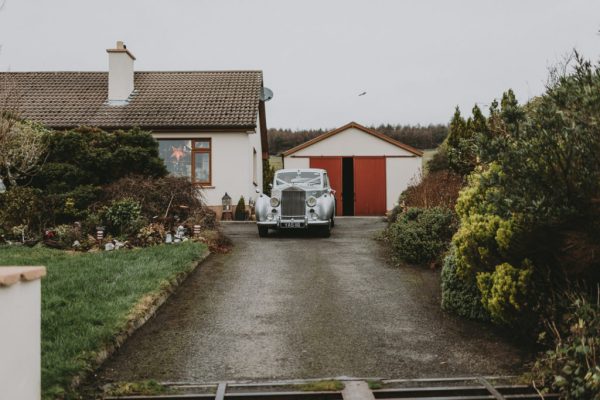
[153,130,262,214]
[283,127,422,211]
[0,268,44,400]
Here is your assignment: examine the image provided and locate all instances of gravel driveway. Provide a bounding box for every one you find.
[97,218,525,383]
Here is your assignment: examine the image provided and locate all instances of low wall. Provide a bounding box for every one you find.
[0,266,46,400]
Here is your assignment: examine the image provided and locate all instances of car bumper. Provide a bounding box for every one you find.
[257,218,330,228]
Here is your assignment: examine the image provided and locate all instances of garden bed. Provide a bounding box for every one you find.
[0,242,208,400]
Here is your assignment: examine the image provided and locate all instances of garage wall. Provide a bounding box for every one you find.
[286,126,415,157]
[386,157,421,210]
[283,126,422,212]
[282,156,309,170]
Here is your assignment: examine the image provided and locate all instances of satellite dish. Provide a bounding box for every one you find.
[260,87,274,102]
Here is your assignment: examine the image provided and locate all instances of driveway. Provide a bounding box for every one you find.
[97,218,525,383]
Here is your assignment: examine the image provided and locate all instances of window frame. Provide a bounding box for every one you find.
[191,138,212,186]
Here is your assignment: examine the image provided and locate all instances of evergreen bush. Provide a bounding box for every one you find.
[441,247,489,321]
[234,196,247,221]
[384,207,456,265]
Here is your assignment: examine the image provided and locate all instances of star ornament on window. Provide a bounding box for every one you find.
[170,146,185,162]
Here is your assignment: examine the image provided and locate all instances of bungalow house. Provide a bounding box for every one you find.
[1,41,269,218]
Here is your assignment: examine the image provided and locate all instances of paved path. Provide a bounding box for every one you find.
[97,218,525,383]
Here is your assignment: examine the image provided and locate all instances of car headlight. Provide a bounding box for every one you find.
[306,196,317,207]
[270,197,280,207]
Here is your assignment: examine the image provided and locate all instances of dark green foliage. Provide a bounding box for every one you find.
[384,207,456,265]
[441,247,489,321]
[445,106,486,176]
[234,196,247,221]
[0,186,45,238]
[426,144,450,173]
[103,198,143,237]
[268,124,448,155]
[447,54,600,333]
[31,127,167,193]
[262,158,275,196]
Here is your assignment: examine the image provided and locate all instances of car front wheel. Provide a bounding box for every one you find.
[320,221,331,238]
[258,225,269,237]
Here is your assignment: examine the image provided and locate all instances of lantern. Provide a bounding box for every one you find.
[222,192,232,211]
[96,226,105,242]
[193,225,201,236]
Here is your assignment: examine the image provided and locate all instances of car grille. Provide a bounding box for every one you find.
[281,190,305,217]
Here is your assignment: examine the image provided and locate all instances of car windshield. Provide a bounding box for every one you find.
[275,171,322,187]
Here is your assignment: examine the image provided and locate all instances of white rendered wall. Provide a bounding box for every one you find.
[282,156,309,170]
[247,117,263,199]
[0,278,42,400]
[286,127,416,157]
[107,52,134,102]
[153,132,259,207]
[386,157,421,210]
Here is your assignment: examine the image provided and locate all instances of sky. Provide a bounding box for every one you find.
[0,0,599,130]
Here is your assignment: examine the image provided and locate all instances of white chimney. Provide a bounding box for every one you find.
[106,41,136,105]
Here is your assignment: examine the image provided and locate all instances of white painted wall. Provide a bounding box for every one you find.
[107,45,135,102]
[0,277,42,400]
[283,127,422,211]
[287,127,416,157]
[153,131,261,207]
[386,156,421,210]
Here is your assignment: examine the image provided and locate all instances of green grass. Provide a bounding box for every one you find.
[297,380,345,392]
[0,242,207,399]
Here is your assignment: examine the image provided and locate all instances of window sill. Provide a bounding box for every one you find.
[199,185,215,189]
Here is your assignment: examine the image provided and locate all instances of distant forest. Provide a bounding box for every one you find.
[267,124,448,155]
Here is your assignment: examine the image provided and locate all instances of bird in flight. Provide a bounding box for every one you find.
[358,91,367,96]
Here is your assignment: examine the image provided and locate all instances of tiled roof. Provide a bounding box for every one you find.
[1,71,263,130]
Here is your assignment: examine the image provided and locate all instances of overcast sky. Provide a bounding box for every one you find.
[1,1,599,129]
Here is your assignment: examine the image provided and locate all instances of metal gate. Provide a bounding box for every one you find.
[104,376,557,400]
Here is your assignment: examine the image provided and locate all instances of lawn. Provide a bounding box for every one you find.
[0,242,207,399]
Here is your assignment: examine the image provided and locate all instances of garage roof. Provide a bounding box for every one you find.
[282,122,423,157]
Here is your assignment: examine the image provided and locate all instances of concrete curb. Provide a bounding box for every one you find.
[71,249,211,391]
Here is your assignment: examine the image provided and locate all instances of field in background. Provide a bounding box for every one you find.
[269,155,284,171]
[422,148,438,169]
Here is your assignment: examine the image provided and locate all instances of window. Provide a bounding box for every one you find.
[158,139,211,185]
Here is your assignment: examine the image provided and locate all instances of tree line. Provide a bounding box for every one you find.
[267,123,448,155]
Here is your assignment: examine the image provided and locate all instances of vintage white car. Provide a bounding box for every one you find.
[255,168,336,237]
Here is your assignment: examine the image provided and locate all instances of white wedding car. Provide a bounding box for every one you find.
[255,168,336,237]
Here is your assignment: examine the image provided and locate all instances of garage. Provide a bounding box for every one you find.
[282,122,423,216]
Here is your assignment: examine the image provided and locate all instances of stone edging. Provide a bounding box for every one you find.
[71,250,211,391]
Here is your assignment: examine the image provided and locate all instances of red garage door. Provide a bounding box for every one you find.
[309,157,342,216]
[354,157,387,216]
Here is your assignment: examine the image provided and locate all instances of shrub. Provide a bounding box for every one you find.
[0,186,45,239]
[103,198,143,237]
[532,292,600,399]
[400,170,463,210]
[384,207,456,265]
[234,196,247,221]
[441,247,489,321]
[101,175,205,226]
[263,159,275,196]
[31,127,167,193]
